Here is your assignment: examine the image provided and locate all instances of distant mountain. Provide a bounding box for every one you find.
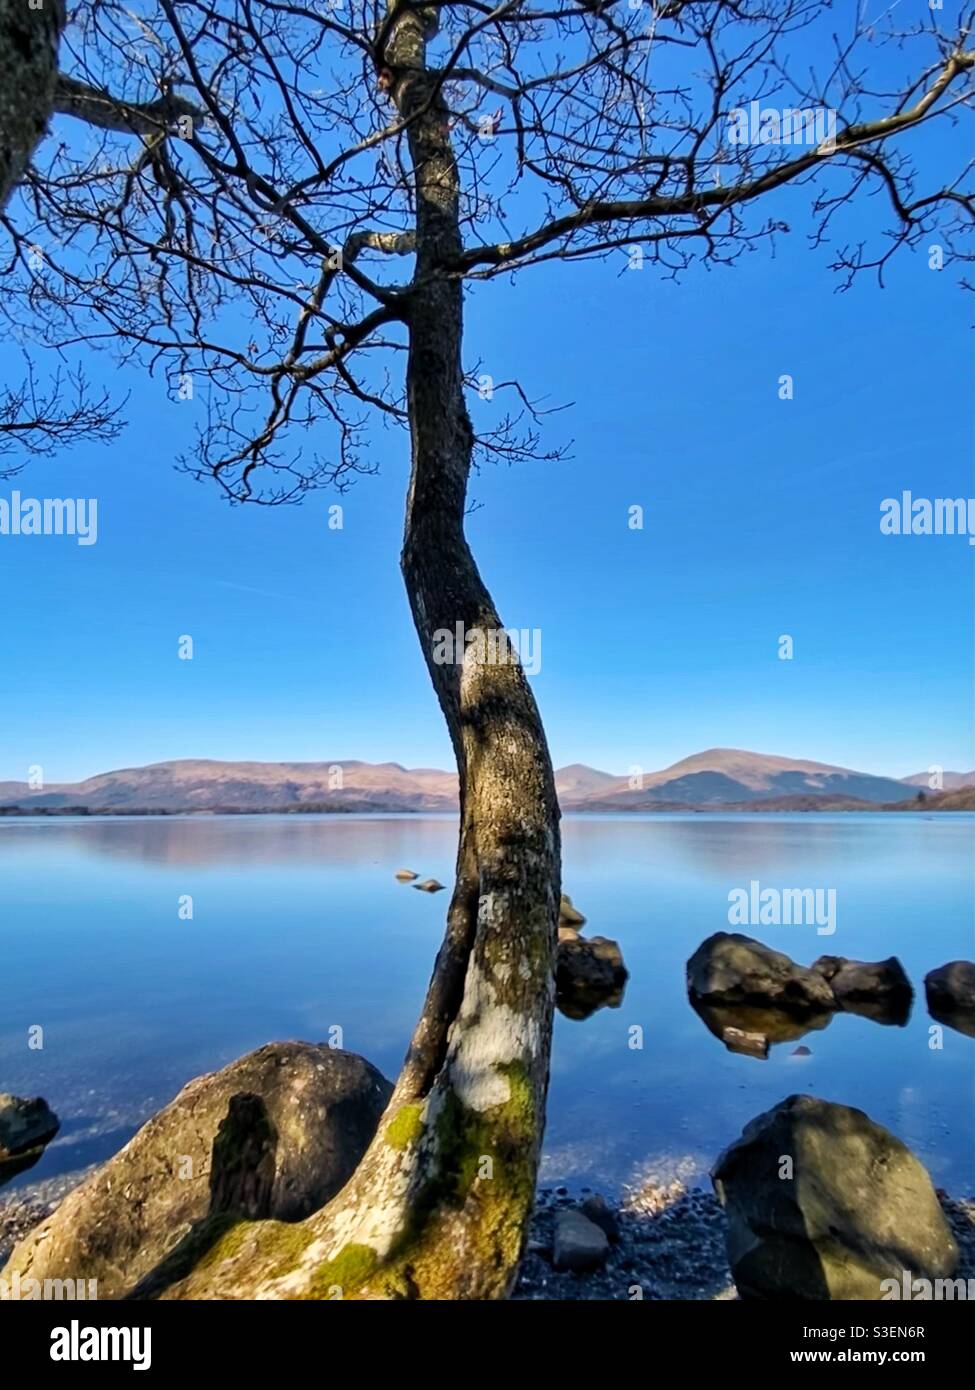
[0,759,458,813]
[902,769,975,791]
[0,748,968,815]
[556,748,914,809]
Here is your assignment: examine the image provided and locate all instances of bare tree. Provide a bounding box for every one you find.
[2,0,971,1298]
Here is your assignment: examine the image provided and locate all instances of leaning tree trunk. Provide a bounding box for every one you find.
[0,0,65,211]
[141,11,561,1301]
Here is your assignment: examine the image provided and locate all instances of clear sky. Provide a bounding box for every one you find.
[1,83,972,785]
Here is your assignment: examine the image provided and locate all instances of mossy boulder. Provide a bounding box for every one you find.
[711,1094,958,1300]
[2,1042,391,1297]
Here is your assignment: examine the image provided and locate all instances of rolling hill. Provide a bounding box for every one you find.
[1,748,971,814]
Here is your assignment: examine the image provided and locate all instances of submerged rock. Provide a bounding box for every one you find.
[712,1094,958,1300]
[552,1209,609,1272]
[687,933,836,1018]
[2,1042,391,1299]
[557,935,628,1019]
[394,869,418,882]
[925,960,975,1037]
[690,998,833,1056]
[412,878,445,893]
[812,954,913,1025]
[721,1025,769,1060]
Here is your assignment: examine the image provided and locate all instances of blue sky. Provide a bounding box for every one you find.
[1,72,972,785]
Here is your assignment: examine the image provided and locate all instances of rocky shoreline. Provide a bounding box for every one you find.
[4,1169,972,1301]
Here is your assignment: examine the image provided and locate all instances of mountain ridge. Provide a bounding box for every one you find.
[2,748,972,814]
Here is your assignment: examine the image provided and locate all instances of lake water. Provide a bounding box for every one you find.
[1,813,972,1200]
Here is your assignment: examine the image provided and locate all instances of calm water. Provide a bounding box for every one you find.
[1,813,972,1198]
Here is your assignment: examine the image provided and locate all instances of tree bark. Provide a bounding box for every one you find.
[0,0,64,211]
[136,8,561,1301]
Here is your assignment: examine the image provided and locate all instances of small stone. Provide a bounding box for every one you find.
[559,893,587,927]
[791,1044,812,1057]
[721,1026,769,1060]
[412,878,445,893]
[552,1209,610,1272]
[580,1193,621,1243]
[394,869,418,882]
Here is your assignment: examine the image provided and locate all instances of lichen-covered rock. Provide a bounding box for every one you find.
[925,960,975,1037]
[813,954,913,1024]
[2,1043,391,1298]
[711,1094,958,1300]
[687,933,836,1017]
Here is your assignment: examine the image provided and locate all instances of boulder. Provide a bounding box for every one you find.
[556,934,628,1019]
[925,961,975,1037]
[0,1094,59,1161]
[2,1042,391,1298]
[687,933,835,1017]
[812,954,913,1024]
[711,1094,958,1300]
[552,1209,609,1272]
[0,1095,60,1190]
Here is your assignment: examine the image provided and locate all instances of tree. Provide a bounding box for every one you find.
[0,0,122,464]
[2,0,971,1299]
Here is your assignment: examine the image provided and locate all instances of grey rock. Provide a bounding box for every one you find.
[0,1094,60,1161]
[556,935,628,1019]
[813,954,913,1024]
[925,961,975,1037]
[687,933,836,1017]
[711,1094,958,1300]
[580,1193,621,1243]
[552,1209,610,1272]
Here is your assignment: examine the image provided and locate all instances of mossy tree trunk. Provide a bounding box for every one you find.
[149,9,561,1301]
